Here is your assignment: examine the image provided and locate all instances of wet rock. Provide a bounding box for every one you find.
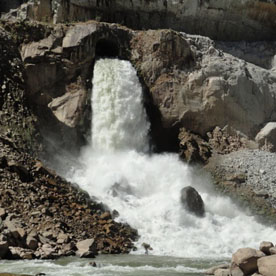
[259,241,274,255]
[180,186,205,217]
[76,239,96,258]
[232,248,265,275]
[257,255,276,276]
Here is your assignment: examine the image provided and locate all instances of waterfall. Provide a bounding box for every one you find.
[69,58,276,259]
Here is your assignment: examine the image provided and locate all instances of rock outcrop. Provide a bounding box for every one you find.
[12,0,276,41]
[11,19,276,154]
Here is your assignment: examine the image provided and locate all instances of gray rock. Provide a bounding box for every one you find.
[48,90,86,128]
[180,186,205,217]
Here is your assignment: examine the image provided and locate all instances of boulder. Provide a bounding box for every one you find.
[48,88,86,128]
[259,241,274,255]
[257,255,276,276]
[232,248,265,275]
[180,186,205,217]
[255,122,276,151]
[76,239,96,258]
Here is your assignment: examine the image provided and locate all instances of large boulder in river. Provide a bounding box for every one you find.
[180,186,205,217]
[232,248,265,275]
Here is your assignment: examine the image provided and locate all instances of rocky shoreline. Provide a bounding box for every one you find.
[206,241,276,276]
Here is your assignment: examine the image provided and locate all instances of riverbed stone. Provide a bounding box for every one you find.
[232,248,265,275]
[257,255,276,276]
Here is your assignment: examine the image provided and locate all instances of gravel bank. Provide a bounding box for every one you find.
[205,149,276,223]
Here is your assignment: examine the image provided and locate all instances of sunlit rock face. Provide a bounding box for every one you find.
[25,0,276,41]
[19,20,276,150]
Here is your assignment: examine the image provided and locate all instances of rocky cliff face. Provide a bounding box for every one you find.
[17,0,276,41]
[15,19,276,153]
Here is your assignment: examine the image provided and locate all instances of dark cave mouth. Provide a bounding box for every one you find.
[95,39,119,57]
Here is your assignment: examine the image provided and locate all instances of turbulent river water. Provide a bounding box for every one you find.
[1,58,276,275]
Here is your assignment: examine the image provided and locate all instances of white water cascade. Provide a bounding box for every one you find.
[69,58,276,259]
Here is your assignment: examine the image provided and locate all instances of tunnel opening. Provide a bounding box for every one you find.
[95,39,119,57]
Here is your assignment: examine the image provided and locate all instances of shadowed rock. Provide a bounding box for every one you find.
[180,186,205,217]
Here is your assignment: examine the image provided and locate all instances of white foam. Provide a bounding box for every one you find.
[69,58,276,259]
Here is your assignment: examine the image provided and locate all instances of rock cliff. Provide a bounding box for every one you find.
[9,0,276,41]
[14,20,276,152]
